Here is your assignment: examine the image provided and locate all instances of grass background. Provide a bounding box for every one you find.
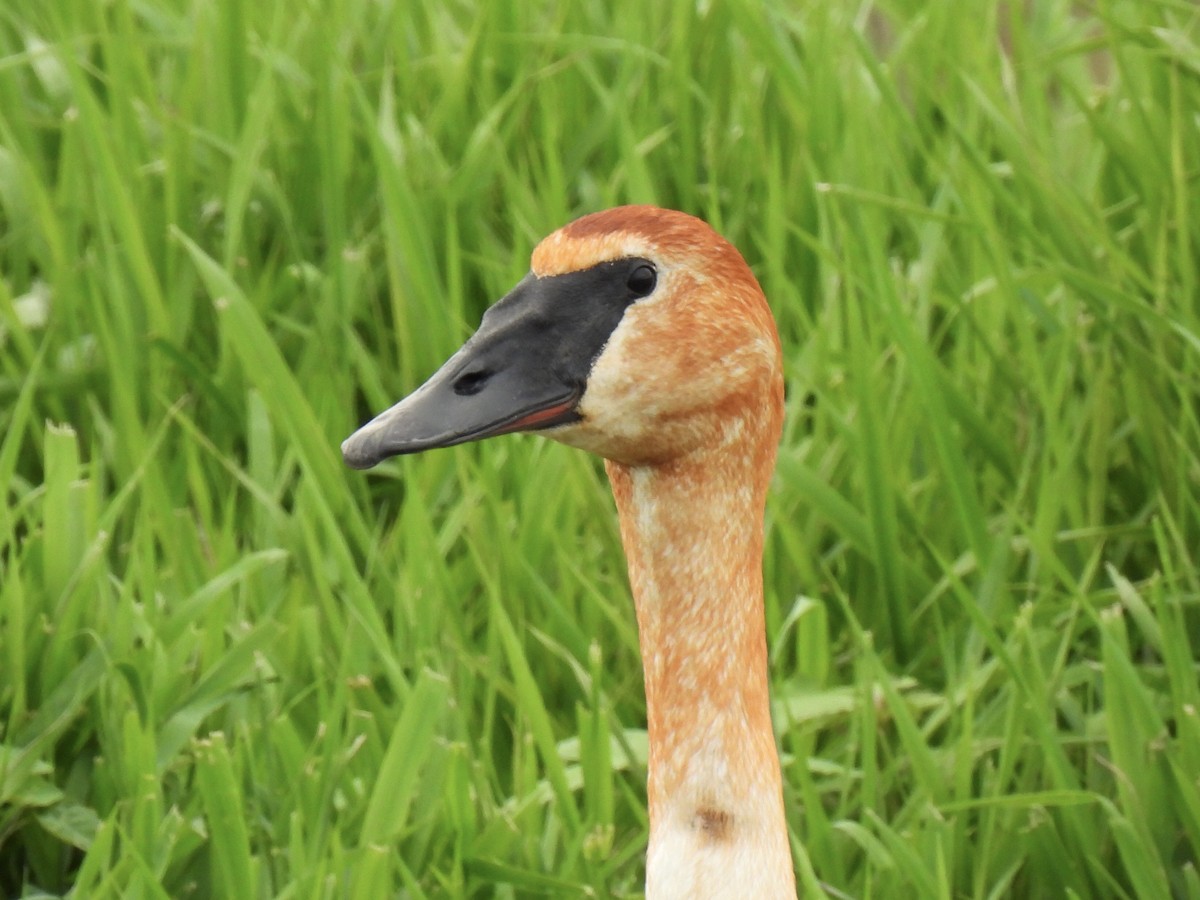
[2,0,1199,896]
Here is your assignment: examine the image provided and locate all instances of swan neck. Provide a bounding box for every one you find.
[605,443,795,897]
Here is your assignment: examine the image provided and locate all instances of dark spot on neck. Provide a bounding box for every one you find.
[692,807,734,842]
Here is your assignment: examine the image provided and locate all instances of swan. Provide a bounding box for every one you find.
[342,205,796,898]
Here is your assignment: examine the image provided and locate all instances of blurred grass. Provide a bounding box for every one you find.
[1,0,1199,896]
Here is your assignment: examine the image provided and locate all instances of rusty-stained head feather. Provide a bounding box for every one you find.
[530,205,784,469]
[532,206,732,275]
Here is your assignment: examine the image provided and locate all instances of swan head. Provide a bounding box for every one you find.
[342,205,783,469]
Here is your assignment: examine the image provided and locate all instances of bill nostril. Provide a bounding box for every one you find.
[452,369,492,396]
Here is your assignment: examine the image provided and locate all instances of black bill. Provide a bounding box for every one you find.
[341,257,657,469]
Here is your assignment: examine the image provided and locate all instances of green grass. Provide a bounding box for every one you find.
[2,0,1199,896]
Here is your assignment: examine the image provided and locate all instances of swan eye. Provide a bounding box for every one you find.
[626,264,657,298]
